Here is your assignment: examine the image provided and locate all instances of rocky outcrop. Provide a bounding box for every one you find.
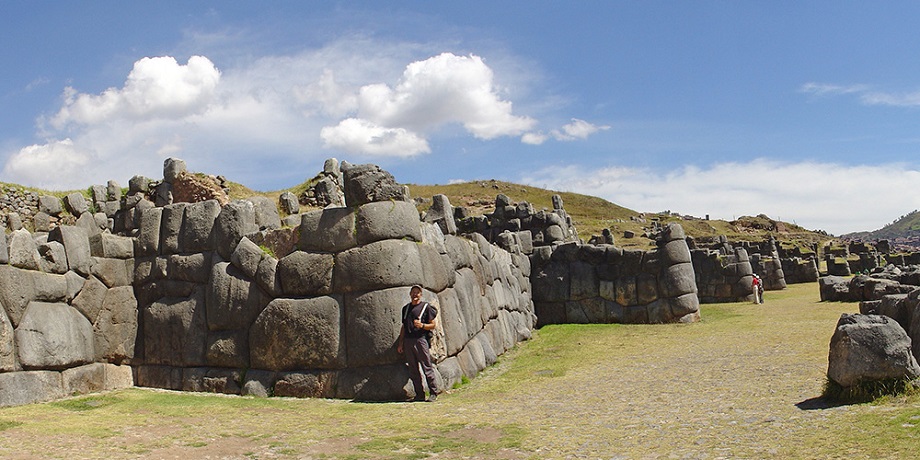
[827,313,920,388]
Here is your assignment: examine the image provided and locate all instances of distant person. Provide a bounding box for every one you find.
[397,285,442,402]
[752,274,763,304]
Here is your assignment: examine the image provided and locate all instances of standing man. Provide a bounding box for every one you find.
[397,285,442,402]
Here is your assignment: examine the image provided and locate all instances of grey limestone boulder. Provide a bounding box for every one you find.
[64,192,89,216]
[423,194,457,235]
[180,200,221,254]
[163,157,187,183]
[213,200,259,260]
[48,225,93,276]
[93,285,137,362]
[335,363,413,401]
[0,309,16,372]
[144,287,207,367]
[91,257,132,288]
[71,275,108,323]
[230,237,265,279]
[827,313,920,388]
[333,239,425,293]
[38,241,68,274]
[159,203,187,254]
[128,175,151,194]
[248,196,282,231]
[342,163,409,207]
[241,369,276,397]
[0,266,68,326]
[343,287,409,368]
[255,256,282,298]
[167,253,210,283]
[207,330,249,369]
[207,262,270,331]
[89,233,134,259]
[250,296,345,371]
[298,207,357,253]
[274,370,337,398]
[8,229,41,270]
[0,371,64,407]
[277,251,334,296]
[660,262,697,298]
[135,207,163,256]
[38,195,62,215]
[61,362,134,395]
[6,212,21,231]
[355,200,422,245]
[16,301,94,369]
[279,191,300,215]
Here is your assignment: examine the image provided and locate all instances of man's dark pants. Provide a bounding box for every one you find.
[404,335,439,399]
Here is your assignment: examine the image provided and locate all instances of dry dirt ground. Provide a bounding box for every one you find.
[0,283,913,459]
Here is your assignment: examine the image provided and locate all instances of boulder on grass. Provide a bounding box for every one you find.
[827,313,920,388]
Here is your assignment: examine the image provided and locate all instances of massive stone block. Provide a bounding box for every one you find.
[167,253,211,283]
[144,287,207,367]
[342,163,409,207]
[333,239,425,293]
[828,313,920,387]
[343,287,408,368]
[48,226,93,276]
[355,200,422,245]
[16,301,94,369]
[0,266,68,326]
[453,268,485,341]
[180,200,221,253]
[298,207,357,253]
[336,363,413,401]
[91,257,133,288]
[0,371,64,407]
[159,203,187,254]
[136,207,163,256]
[8,228,41,271]
[213,200,259,260]
[419,242,451,293]
[660,262,697,298]
[231,237,264,279]
[0,309,16,372]
[277,251,334,296]
[249,196,282,231]
[89,233,134,259]
[207,329,249,369]
[93,286,137,363]
[250,296,345,371]
[207,262,270,331]
[71,275,108,323]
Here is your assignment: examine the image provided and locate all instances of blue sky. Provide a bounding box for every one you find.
[4,2,920,235]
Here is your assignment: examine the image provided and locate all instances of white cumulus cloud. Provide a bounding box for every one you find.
[3,139,94,190]
[320,118,430,156]
[51,56,220,127]
[322,52,536,155]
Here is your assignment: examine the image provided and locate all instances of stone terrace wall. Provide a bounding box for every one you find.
[0,227,136,407]
[531,223,700,325]
[691,247,757,304]
[130,163,536,401]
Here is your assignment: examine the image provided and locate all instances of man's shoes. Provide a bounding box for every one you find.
[426,392,438,402]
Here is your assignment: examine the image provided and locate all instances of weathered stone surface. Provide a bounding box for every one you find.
[0,371,64,407]
[250,296,345,371]
[62,362,106,395]
[241,369,276,397]
[420,222,447,255]
[828,313,920,388]
[157,203,186,254]
[16,302,94,369]
[453,268,485,340]
[91,257,132,288]
[247,196,281,231]
[570,262,599,300]
[356,200,422,245]
[167,253,210,283]
[660,262,697,298]
[207,262,269,331]
[279,191,299,215]
[342,163,409,207]
[135,365,183,390]
[8,229,41,270]
[255,256,282,298]
[180,200,221,253]
[89,233,134,259]
[343,288,407,368]
[298,207,357,253]
[38,195,62,215]
[230,237,264,279]
[213,200,258,259]
[144,287,207,367]
[48,225,93,276]
[71,276,108,323]
[566,297,609,323]
[94,286,137,362]
[274,371,337,398]
[423,194,457,236]
[163,157,187,183]
[336,363,413,401]
[277,251,334,296]
[64,192,89,216]
[38,241,68,274]
[419,242,451,293]
[0,267,68,326]
[661,239,692,264]
[333,240,425,293]
[0,309,17,372]
[206,330,249,368]
[136,207,163,256]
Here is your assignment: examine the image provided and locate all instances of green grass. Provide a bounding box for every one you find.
[2,284,919,458]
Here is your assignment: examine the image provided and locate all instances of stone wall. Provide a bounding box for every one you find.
[691,246,757,304]
[530,223,700,325]
[0,227,137,406]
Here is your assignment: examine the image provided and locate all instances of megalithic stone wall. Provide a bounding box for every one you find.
[130,162,536,402]
[530,223,700,325]
[691,247,757,303]
[0,226,136,407]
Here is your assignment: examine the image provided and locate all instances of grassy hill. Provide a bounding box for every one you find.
[845,209,920,241]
